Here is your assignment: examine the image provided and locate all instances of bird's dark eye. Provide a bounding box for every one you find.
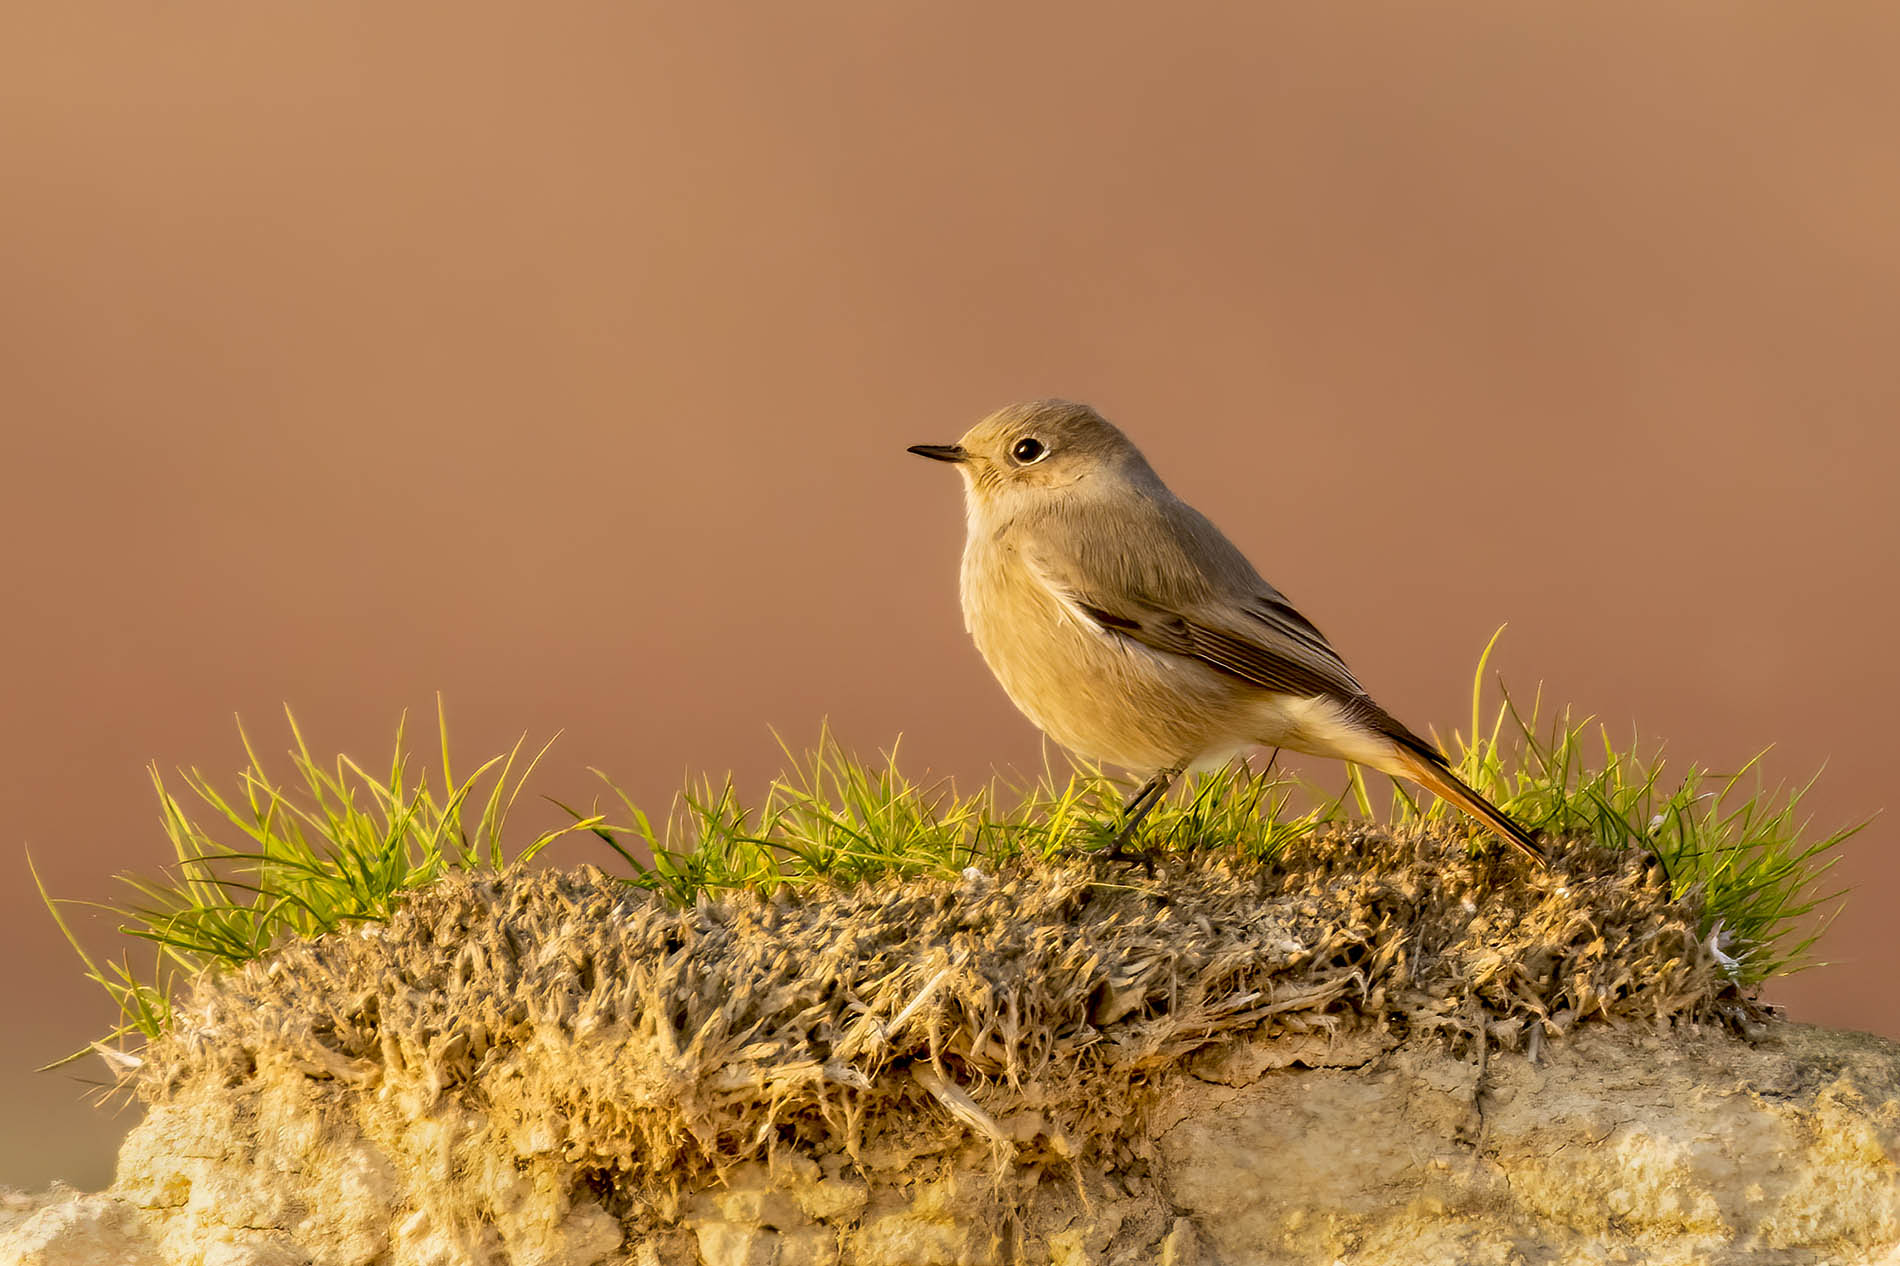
[1012,437,1048,464]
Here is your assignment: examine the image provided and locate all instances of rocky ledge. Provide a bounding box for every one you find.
[3,837,1897,1265]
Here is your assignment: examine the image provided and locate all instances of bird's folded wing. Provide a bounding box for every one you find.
[1026,549,1368,705]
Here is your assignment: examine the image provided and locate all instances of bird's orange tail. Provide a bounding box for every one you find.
[1390,745,1546,866]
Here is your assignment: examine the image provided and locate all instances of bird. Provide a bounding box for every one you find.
[908,399,1543,865]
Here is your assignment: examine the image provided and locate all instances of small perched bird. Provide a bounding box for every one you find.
[909,399,1543,864]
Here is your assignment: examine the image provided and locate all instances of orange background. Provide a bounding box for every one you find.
[3,3,1896,1190]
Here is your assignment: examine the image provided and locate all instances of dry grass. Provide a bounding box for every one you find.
[136,823,1746,1195]
[39,642,1857,1065]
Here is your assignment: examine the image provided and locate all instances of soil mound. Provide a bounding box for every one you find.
[18,828,1889,1266]
[139,827,1738,1191]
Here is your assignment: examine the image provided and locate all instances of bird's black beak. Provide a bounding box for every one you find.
[907,444,968,464]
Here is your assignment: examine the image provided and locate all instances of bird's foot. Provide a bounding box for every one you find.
[1052,823,1157,876]
[1099,831,1157,878]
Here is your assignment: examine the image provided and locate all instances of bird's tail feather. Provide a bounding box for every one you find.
[1388,742,1545,866]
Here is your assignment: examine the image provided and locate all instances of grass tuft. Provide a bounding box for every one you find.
[42,644,1863,1055]
[37,698,606,1056]
[1402,631,1861,983]
[565,727,1333,906]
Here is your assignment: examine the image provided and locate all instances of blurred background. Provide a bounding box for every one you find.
[4,1,1897,1190]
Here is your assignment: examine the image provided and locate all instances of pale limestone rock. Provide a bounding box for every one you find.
[1157,1216,1200,1266]
[1152,1024,1900,1266]
[687,1220,776,1266]
[109,1051,624,1266]
[0,1189,162,1266]
[8,1023,1900,1265]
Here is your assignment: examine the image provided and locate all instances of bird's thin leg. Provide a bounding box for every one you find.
[1105,765,1184,864]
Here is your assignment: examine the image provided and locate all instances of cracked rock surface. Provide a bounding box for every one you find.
[5,1023,1898,1264]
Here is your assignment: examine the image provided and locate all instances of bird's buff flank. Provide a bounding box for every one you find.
[909,399,1544,864]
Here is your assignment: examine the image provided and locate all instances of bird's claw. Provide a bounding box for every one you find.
[1100,834,1158,878]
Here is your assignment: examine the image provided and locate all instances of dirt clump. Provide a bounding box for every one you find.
[22,827,1888,1265]
[139,826,1742,1187]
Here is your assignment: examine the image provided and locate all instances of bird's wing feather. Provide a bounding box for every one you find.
[1019,493,1372,707]
[1059,588,1366,702]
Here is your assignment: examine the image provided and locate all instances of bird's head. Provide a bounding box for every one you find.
[908,400,1150,516]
